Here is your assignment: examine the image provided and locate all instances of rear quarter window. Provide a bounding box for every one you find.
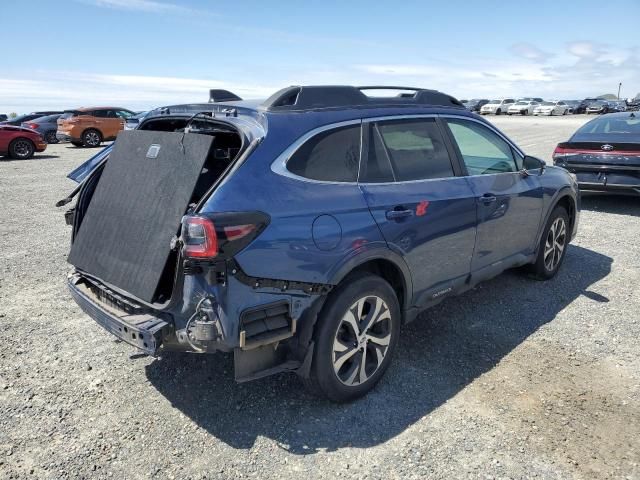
[287,125,361,182]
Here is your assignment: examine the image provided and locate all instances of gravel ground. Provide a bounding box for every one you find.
[1,115,639,480]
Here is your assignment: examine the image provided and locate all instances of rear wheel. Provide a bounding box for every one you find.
[530,206,569,280]
[82,129,102,147]
[8,138,35,159]
[303,274,400,402]
[45,130,58,144]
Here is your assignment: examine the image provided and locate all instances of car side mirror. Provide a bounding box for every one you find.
[523,155,546,175]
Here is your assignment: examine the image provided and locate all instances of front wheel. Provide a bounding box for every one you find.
[303,274,400,402]
[530,206,570,280]
[495,109,502,115]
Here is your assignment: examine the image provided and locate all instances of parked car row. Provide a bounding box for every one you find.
[0,107,137,158]
[461,97,635,116]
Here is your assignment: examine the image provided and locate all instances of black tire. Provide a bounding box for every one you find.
[495,109,502,115]
[8,138,35,159]
[45,130,58,144]
[303,273,401,402]
[530,206,570,280]
[82,129,102,147]
[71,141,83,147]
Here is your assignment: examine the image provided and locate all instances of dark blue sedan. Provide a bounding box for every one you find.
[62,85,580,401]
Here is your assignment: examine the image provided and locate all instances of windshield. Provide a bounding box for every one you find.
[489,100,501,104]
[540,102,554,106]
[589,101,606,106]
[515,101,528,105]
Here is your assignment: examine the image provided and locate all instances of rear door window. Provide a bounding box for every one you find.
[362,118,454,182]
[445,119,518,175]
[287,125,361,182]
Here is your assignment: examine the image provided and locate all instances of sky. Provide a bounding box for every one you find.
[1,0,639,113]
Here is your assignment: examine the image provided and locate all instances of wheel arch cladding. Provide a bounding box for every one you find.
[556,194,576,232]
[295,254,409,352]
[334,256,410,313]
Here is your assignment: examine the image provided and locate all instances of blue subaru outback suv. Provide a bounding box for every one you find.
[61,86,579,402]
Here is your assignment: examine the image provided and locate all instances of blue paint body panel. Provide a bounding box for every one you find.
[67,99,580,358]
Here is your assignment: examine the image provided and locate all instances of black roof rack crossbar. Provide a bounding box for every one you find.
[261,85,463,112]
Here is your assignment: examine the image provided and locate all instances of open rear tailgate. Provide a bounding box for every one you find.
[68,130,214,302]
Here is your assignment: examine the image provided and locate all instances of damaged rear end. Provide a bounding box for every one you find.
[62,106,297,377]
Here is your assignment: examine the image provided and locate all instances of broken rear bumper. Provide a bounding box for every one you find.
[67,274,171,356]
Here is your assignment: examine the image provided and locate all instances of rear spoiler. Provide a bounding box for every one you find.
[209,89,242,103]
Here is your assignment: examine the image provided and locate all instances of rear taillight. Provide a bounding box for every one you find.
[182,216,218,258]
[552,146,580,160]
[27,123,39,129]
[181,212,269,260]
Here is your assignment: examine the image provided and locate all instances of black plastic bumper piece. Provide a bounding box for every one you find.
[68,276,170,356]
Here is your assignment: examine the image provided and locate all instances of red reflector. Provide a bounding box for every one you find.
[27,123,39,129]
[183,216,218,258]
[223,224,255,241]
[416,200,429,216]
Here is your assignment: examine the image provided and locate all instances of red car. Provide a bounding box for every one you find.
[0,125,47,159]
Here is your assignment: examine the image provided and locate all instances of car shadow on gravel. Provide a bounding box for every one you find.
[145,244,611,455]
[581,194,640,217]
[1,154,60,161]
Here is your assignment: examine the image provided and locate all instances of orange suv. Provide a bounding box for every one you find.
[57,107,135,147]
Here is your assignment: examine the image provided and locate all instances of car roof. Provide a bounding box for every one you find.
[72,106,131,112]
[142,85,475,134]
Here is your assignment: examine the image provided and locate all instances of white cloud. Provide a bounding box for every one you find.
[76,0,196,14]
[510,43,553,62]
[568,41,599,58]
[0,72,276,112]
[2,41,639,113]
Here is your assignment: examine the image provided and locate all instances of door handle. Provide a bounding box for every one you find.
[478,194,497,204]
[386,208,413,220]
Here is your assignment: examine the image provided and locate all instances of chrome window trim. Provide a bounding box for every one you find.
[270,113,526,185]
[270,119,363,185]
[358,113,526,184]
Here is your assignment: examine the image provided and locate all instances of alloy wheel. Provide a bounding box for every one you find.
[85,131,100,147]
[332,295,392,386]
[544,217,566,272]
[13,140,33,158]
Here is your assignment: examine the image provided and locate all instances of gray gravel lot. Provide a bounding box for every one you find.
[1,115,639,479]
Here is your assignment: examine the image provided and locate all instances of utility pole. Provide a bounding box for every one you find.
[618,82,622,100]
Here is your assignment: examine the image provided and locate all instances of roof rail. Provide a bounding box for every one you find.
[209,89,242,103]
[261,85,463,111]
